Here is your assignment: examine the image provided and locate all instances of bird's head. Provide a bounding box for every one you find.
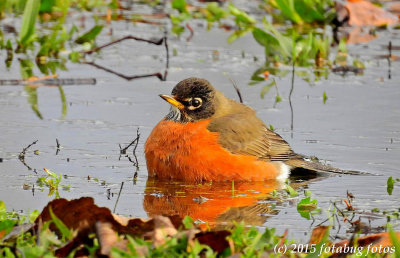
[160,78,218,122]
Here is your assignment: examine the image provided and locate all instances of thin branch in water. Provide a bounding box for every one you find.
[80,35,169,81]
[81,61,167,81]
[18,140,38,171]
[186,23,194,42]
[56,138,61,155]
[82,35,164,55]
[113,181,124,213]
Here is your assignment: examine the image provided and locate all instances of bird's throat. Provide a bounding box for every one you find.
[165,106,189,122]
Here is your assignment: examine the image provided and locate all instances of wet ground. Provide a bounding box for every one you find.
[0,8,400,243]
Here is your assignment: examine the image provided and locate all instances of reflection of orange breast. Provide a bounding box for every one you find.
[144,180,281,227]
[145,120,279,182]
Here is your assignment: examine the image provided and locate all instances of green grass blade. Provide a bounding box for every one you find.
[19,0,40,45]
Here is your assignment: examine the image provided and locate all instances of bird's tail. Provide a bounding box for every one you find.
[285,156,369,176]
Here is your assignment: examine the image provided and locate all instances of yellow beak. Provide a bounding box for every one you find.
[159,95,185,110]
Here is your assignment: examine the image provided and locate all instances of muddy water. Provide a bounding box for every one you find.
[0,17,399,242]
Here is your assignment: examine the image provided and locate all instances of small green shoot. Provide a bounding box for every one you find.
[285,183,298,197]
[323,91,328,104]
[387,176,394,195]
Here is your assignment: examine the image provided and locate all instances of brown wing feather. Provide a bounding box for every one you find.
[207,111,296,162]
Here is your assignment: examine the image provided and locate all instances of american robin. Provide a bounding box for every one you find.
[145,77,358,182]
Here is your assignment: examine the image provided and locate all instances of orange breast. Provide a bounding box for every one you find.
[145,119,280,182]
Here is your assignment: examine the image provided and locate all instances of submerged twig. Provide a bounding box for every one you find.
[113,181,124,213]
[119,128,140,173]
[81,61,168,81]
[186,23,194,42]
[56,138,61,155]
[80,35,169,81]
[18,140,38,171]
[82,35,164,55]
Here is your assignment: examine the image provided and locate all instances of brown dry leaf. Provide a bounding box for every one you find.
[96,222,119,255]
[345,0,398,26]
[144,215,178,247]
[96,222,135,256]
[195,230,231,253]
[336,232,400,248]
[309,226,329,245]
[346,27,377,44]
[28,197,231,256]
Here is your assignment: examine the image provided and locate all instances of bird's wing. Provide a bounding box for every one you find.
[207,112,296,162]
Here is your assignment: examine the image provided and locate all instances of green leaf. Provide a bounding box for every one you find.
[75,25,103,44]
[171,0,186,13]
[40,0,56,13]
[29,210,40,223]
[297,197,317,219]
[25,86,43,119]
[274,0,303,24]
[252,28,279,48]
[19,0,40,45]
[285,184,298,197]
[49,207,72,239]
[387,176,394,195]
[388,224,400,257]
[182,216,194,229]
[260,80,276,99]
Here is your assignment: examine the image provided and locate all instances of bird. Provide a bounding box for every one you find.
[145,77,360,182]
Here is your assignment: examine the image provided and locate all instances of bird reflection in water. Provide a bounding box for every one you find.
[143,179,286,229]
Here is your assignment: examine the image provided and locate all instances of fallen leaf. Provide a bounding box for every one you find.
[345,0,398,26]
[145,215,178,247]
[309,226,329,245]
[335,232,400,249]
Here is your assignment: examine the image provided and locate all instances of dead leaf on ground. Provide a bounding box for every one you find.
[336,232,400,248]
[28,197,231,256]
[309,226,329,245]
[345,0,398,26]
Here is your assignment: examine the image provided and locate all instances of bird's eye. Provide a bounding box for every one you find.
[191,98,202,108]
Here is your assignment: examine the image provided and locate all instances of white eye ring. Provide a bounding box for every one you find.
[188,97,202,110]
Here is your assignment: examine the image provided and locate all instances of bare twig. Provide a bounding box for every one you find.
[81,61,167,81]
[186,23,194,42]
[18,140,38,171]
[80,35,169,81]
[119,128,140,174]
[113,181,124,213]
[56,138,61,155]
[82,35,164,55]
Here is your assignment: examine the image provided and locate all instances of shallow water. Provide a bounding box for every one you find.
[0,8,399,243]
